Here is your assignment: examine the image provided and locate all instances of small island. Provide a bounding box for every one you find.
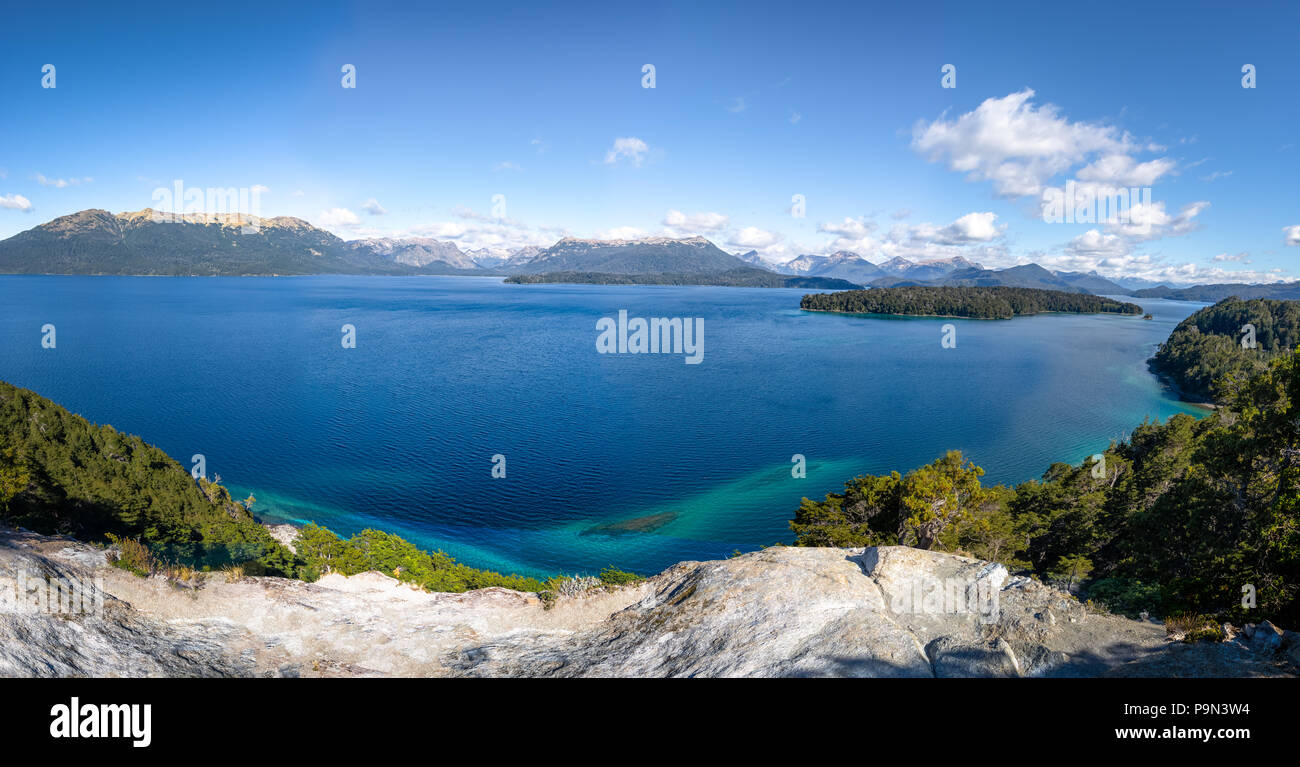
[799,285,1143,319]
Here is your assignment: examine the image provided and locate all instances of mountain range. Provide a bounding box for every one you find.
[0,209,481,276]
[758,250,1129,294]
[1133,282,1300,301]
[0,208,1286,297]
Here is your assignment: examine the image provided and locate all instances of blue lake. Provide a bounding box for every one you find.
[0,275,1207,577]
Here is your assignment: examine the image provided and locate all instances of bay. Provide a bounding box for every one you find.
[0,275,1206,577]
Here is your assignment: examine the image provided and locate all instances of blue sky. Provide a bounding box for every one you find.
[1,0,1297,284]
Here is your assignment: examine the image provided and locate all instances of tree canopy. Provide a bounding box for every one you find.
[800,285,1142,319]
[792,350,1300,625]
[1149,297,1300,403]
[0,380,555,591]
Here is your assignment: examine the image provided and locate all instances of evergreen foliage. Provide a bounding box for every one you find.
[800,285,1142,319]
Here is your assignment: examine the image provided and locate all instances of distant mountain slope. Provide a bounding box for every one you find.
[937,263,1130,294]
[784,251,884,284]
[350,237,478,270]
[1135,282,1300,302]
[0,209,479,276]
[734,249,779,269]
[1054,270,1133,295]
[505,268,859,289]
[768,251,1131,295]
[876,255,984,281]
[509,236,754,274]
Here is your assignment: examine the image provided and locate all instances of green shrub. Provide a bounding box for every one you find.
[1087,578,1165,618]
[598,566,644,587]
[105,533,160,577]
[294,524,546,594]
[1165,613,1225,643]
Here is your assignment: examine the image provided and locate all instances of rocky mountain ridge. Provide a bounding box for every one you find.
[0,209,1272,295]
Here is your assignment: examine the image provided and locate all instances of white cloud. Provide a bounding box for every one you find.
[1040,248,1289,286]
[1076,154,1175,187]
[451,206,524,227]
[810,212,1004,261]
[663,209,729,232]
[1284,225,1300,246]
[789,111,802,124]
[1112,200,1208,241]
[1065,229,1130,259]
[317,208,361,229]
[814,217,873,253]
[414,221,468,238]
[818,217,875,239]
[493,161,522,172]
[928,211,1002,244]
[251,184,270,195]
[912,89,1164,198]
[291,189,305,197]
[361,210,567,253]
[0,194,33,211]
[727,97,747,113]
[1053,200,1210,275]
[727,226,784,250]
[1200,170,1233,182]
[595,226,648,240]
[34,173,92,188]
[604,137,649,167]
[361,199,388,216]
[1212,252,1251,263]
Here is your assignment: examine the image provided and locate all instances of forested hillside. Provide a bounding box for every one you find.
[800,285,1142,319]
[0,380,296,572]
[791,350,1300,625]
[1136,282,1300,302]
[1149,297,1300,402]
[0,380,549,591]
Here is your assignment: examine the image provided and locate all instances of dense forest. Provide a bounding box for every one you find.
[505,268,859,289]
[0,381,297,573]
[0,380,550,592]
[791,348,1300,625]
[1149,297,1300,403]
[800,285,1142,319]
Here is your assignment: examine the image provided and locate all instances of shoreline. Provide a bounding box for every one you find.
[1146,365,1218,410]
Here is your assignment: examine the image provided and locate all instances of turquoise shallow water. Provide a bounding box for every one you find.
[0,275,1206,577]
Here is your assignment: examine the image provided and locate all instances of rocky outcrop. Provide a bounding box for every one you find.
[1,527,1295,678]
